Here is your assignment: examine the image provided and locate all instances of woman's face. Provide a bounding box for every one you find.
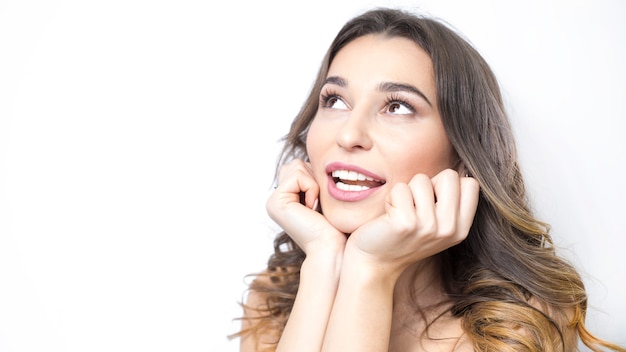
[306,34,456,234]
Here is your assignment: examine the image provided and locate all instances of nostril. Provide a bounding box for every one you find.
[335,115,373,151]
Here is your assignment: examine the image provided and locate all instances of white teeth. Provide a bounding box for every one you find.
[336,182,370,191]
[331,169,384,192]
[331,170,381,182]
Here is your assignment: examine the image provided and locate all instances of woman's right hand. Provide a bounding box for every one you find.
[267,160,345,352]
[266,159,346,256]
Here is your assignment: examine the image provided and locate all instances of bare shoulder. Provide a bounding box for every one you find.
[239,271,280,352]
[426,312,474,351]
[452,334,474,352]
[528,296,578,350]
[243,270,273,311]
[392,310,474,352]
[439,318,474,352]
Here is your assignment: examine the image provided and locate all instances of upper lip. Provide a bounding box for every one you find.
[325,162,386,183]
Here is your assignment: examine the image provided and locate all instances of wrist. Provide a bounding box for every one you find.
[301,235,345,261]
[340,244,403,290]
[301,245,344,280]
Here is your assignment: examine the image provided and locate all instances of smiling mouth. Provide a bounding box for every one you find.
[331,170,386,191]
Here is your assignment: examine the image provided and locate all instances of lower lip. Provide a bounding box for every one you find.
[326,175,382,202]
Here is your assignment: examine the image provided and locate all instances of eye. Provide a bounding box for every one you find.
[387,101,413,115]
[321,93,349,110]
[384,95,416,116]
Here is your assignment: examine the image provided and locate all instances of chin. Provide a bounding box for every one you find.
[323,209,376,235]
[330,220,359,235]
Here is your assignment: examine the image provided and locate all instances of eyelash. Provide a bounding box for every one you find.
[385,93,415,114]
[319,89,416,114]
[319,89,342,108]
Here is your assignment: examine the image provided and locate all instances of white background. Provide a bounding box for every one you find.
[1,0,624,351]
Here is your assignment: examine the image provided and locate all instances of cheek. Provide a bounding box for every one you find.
[305,118,326,162]
[387,135,455,180]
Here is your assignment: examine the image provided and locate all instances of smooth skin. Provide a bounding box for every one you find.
[242,34,480,352]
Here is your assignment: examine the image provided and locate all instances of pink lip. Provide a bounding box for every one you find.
[325,162,385,202]
[325,162,385,180]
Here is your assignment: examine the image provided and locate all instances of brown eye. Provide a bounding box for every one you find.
[387,101,412,115]
[324,95,348,110]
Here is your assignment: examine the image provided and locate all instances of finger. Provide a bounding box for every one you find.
[382,182,417,230]
[300,178,319,209]
[301,162,319,209]
[430,169,461,238]
[407,174,436,234]
[458,176,480,235]
[275,161,319,209]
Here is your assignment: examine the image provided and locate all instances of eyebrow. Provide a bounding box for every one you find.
[378,81,432,106]
[324,76,348,87]
[323,76,432,107]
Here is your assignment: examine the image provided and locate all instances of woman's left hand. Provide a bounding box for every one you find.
[347,168,480,276]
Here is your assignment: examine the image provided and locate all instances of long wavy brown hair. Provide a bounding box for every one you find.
[232,7,625,352]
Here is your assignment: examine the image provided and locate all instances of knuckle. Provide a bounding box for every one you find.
[437,222,456,238]
[394,214,417,234]
[409,173,430,185]
[420,220,437,236]
[442,168,458,178]
[265,197,278,218]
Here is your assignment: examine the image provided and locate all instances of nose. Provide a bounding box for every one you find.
[335,107,373,151]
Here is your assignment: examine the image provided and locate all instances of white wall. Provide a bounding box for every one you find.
[0,0,624,351]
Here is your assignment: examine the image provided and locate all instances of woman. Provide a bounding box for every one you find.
[232,7,625,352]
